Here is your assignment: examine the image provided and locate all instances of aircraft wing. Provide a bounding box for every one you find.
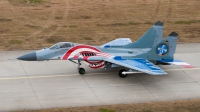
[104,56,167,75]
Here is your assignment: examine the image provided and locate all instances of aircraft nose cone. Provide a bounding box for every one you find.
[17,52,37,61]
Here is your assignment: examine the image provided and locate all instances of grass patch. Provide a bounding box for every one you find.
[7,0,24,4]
[49,25,58,29]
[128,22,140,25]
[69,25,78,28]
[142,109,152,112]
[112,23,128,26]
[83,37,93,40]
[25,0,44,3]
[0,18,12,22]
[11,99,200,112]
[0,29,9,33]
[9,40,22,44]
[45,36,65,43]
[96,22,140,26]
[144,22,154,25]
[24,24,41,29]
[45,38,56,43]
[96,24,104,26]
[8,0,45,5]
[174,20,200,24]
[100,108,115,112]
[55,16,63,20]
[80,15,91,19]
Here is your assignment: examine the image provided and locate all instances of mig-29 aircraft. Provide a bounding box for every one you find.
[17,21,193,78]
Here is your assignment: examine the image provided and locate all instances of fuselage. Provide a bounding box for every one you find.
[35,45,151,61]
[17,42,154,69]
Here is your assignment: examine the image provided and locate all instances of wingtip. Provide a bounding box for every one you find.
[169,32,178,37]
[155,21,163,26]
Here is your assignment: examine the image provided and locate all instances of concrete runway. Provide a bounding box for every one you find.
[0,43,200,111]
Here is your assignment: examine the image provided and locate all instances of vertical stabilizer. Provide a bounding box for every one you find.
[147,32,178,60]
[122,21,163,48]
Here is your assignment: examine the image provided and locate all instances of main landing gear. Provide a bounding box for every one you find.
[70,60,138,77]
[118,69,127,78]
[78,60,85,75]
[118,69,140,78]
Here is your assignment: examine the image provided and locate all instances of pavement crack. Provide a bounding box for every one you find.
[81,75,103,105]
[134,74,158,101]
[181,69,200,88]
[20,61,42,109]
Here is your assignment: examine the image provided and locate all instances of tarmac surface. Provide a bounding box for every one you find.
[0,43,200,111]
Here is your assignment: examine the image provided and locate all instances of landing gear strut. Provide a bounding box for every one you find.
[118,69,127,78]
[78,60,85,75]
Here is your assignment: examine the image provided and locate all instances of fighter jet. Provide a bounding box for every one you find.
[17,21,193,78]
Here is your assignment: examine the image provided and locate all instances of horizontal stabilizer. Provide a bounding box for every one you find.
[158,59,194,68]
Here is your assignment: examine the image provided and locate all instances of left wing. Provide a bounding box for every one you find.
[104,56,167,75]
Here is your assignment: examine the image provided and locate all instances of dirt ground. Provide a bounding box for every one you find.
[0,0,200,50]
[14,99,200,112]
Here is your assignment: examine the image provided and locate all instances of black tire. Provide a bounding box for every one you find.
[79,68,85,75]
[119,69,127,78]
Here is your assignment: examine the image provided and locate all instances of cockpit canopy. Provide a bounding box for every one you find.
[49,42,77,50]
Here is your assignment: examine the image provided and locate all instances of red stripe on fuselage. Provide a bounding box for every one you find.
[89,63,105,69]
[62,45,101,60]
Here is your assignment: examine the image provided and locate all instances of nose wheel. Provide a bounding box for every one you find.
[78,60,85,75]
[78,68,85,75]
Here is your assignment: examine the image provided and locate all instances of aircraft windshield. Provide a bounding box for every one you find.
[49,44,58,50]
[49,42,73,50]
[58,42,72,48]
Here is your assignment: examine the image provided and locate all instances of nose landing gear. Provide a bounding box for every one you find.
[78,67,85,75]
[69,59,86,75]
[78,60,85,75]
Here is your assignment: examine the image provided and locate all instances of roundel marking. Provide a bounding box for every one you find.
[157,44,168,56]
